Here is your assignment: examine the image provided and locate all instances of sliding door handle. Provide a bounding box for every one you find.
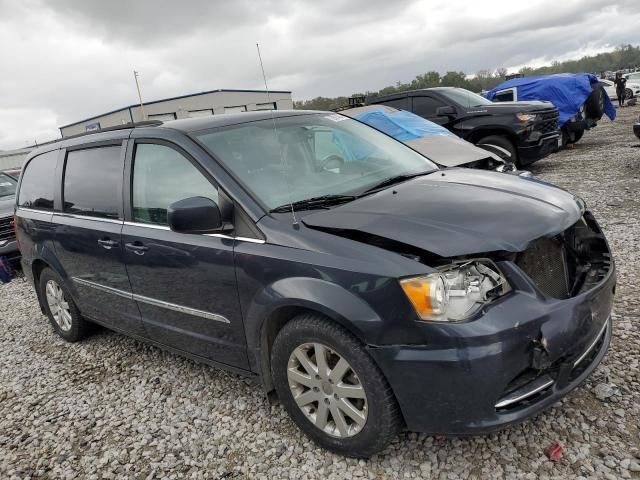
[97,238,118,249]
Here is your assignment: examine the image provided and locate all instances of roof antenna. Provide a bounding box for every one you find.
[256,42,299,228]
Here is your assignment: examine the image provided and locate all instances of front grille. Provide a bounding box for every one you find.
[516,212,611,299]
[565,213,613,292]
[0,216,14,241]
[516,237,570,298]
[534,109,560,134]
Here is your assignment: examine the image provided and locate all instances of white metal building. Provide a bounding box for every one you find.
[59,88,293,137]
[0,147,34,170]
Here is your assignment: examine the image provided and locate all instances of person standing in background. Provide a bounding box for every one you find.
[614,71,627,107]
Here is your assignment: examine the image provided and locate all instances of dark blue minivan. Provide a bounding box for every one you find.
[14,111,615,457]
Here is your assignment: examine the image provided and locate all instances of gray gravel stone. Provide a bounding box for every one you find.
[1,106,639,478]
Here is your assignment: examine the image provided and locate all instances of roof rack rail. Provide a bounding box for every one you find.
[61,120,164,141]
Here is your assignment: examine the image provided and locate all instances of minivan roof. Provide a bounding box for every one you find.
[161,109,322,132]
[26,110,324,158]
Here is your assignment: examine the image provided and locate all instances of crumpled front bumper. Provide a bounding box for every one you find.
[367,260,615,435]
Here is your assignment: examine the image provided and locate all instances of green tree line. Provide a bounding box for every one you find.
[294,44,640,111]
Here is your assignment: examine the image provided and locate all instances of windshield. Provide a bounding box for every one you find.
[0,173,17,199]
[439,88,494,108]
[196,114,438,210]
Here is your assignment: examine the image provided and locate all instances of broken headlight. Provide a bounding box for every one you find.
[400,260,511,322]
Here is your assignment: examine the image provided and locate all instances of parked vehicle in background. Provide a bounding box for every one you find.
[340,104,521,174]
[2,168,21,179]
[15,112,615,457]
[599,78,640,101]
[486,73,616,146]
[0,172,20,264]
[623,71,640,82]
[368,87,560,167]
[634,115,640,141]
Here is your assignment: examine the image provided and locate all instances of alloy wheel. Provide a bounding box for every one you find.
[45,280,72,332]
[287,342,368,438]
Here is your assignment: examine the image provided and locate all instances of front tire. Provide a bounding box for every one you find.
[271,313,403,458]
[475,135,518,166]
[562,127,585,145]
[39,268,89,342]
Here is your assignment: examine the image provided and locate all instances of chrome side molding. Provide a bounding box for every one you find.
[72,276,230,323]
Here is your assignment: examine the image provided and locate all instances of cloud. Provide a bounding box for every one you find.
[0,0,639,149]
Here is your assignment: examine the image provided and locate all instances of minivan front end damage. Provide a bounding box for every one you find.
[362,212,615,434]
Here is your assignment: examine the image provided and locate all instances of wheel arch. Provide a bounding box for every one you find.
[466,127,518,145]
[29,248,71,314]
[245,277,383,393]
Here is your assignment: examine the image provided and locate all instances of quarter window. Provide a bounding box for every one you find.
[132,143,218,226]
[63,146,122,219]
[18,150,57,210]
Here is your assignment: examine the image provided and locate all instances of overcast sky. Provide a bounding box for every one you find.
[0,0,638,149]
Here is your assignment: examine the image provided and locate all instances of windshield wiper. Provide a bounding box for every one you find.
[362,171,433,194]
[270,194,357,213]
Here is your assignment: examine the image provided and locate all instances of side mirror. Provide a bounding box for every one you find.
[167,196,232,234]
[436,105,456,117]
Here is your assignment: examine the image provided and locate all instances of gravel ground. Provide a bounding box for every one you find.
[1,107,639,479]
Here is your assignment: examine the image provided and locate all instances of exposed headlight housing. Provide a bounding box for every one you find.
[516,112,536,122]
[400,260,511,322]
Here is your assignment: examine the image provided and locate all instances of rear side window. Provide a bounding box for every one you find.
[493,89,515,102]
[132,143,218,225]
[375,97,409,110]
[412,96,445,117]
[18,150,57,210]
[63,146,122,219]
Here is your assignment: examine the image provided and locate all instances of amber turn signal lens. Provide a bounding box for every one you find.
[400,274,448,321]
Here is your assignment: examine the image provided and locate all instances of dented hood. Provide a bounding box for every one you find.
[302,169,584,257]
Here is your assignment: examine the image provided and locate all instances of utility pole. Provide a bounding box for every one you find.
[133,70,147,121]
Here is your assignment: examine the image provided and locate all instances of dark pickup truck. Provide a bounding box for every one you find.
[368,87,560,167]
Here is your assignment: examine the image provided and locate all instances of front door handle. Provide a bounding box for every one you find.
[97,238,118,249]
[125,242,149,255]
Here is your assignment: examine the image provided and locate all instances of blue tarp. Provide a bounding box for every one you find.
[484,73,616,127]
[352,108,455,141]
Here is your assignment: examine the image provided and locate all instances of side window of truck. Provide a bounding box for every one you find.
[377,97,409,110]
[412,96,446,118]
[493,88,516,102]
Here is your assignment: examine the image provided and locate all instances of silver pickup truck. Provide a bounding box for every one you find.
[0,171,19,263]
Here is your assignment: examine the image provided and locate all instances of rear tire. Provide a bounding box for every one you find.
[585,86,605,119]
[475,135,518,165]
[39,268,89,342]
[624,88,633,102]
[271,313,403,458]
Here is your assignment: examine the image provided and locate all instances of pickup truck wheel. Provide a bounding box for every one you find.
[39,268,89,342]
[570,128,585,144]
[585,86,605,119]
[624,88,633,102]
[475,135,518,165]
[561,127,585,145]
[271,313,403,458]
